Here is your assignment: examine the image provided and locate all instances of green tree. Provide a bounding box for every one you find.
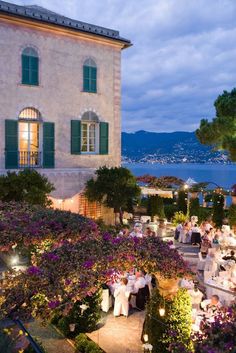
[177,190,187,214]
[147,196,165,221]
[145,288,192,353]
[212,193,225,227]
[0,169,54,207]
[196,88,236,161]
[85,166,141,224]
[189,197,200,218]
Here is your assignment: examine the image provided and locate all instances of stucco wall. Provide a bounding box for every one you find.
[0,19,122,170]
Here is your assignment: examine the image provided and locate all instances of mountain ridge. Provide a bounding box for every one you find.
[121,130,228,163]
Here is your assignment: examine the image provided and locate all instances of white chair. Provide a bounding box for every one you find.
[140,216,151,223]
[197,252,206,271]
[101,289,111,312]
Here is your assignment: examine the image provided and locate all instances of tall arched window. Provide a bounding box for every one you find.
[83,58,97,93]
[21,47,39,86]
[81,111,99,153]
[18,107,41,167]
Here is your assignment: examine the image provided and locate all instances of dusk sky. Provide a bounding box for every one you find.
[11,0,236,132]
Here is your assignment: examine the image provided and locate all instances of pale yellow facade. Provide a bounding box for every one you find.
[0,5,129,221]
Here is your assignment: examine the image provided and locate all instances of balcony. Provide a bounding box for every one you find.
[19,151,42,168]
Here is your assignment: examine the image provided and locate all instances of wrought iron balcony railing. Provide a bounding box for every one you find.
[18,151,42,168]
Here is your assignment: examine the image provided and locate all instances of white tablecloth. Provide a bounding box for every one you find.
[101,289,113,312]
[205,280,235,306]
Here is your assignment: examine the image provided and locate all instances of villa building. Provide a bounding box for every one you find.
[0,1,131,222]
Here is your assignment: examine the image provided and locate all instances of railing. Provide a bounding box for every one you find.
[19,151,42,168]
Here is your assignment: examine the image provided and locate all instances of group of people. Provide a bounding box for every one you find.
[119,221,165,238]
[109,271,152,317]
[176,217,236,329]
[175,219,236,248]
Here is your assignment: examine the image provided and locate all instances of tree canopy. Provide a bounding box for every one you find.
[0,169,54,207]
[85,166,141,223]
[196,88,236,161]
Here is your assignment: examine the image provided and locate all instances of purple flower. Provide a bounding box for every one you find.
[80,282,87,289]
[48,300,60,309]
[103,232,112,241]
[27,266,42,276]
[43,252,60,261]
[82,260,94,269]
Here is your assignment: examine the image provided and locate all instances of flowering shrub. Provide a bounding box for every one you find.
[137,175,184,188]
[145,288,193,353]
[0,202,190,322]
[0,201,99,251]
[193,306,236,353]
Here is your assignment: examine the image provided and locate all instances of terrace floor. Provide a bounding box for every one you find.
[87,309,145,353]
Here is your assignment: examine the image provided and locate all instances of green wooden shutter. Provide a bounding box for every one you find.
[71,120,81,154]
[22,55,39,85]
[91,67,97,93]
[30,56,39,85]
[83,66,90,92]
[43,122,55,168]
[5,120,18,169]
[99,122,109,155]
[22,55,30,84]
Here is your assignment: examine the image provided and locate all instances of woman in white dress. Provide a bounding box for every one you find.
[113,278,130,317]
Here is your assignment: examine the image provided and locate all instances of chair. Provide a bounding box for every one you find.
[197,252,206,271]
[101,288,111,312]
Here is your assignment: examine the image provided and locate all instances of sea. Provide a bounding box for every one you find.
[124,163,236,190]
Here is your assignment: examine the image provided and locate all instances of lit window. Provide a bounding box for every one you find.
[18,108,41,167]
[81,112,99,153]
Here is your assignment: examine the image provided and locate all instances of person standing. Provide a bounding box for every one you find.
[113,278,130,317]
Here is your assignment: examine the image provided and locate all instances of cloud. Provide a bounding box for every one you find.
[11,0,236,131]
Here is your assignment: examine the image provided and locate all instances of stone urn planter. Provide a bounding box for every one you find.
[154,272,180,299]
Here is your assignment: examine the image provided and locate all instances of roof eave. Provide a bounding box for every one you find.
[0,4,132,48]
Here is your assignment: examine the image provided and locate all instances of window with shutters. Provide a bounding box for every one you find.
[21,47,39,86]
[18,108,42,167]
[83,58,97,93]
[81,112,99,153]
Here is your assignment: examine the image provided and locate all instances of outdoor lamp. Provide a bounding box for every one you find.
[184,184,189,190]
[69,323,76,332]
[159,307,165,316]
[11,255,19,266]
[143,334,149,342]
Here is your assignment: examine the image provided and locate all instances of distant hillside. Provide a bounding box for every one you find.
[121,130,228,163]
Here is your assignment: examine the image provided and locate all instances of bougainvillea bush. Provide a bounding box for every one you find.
[0,201,99,251]
[169,306,236,353]
[0,201,190,322]
[193,306,236,353]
